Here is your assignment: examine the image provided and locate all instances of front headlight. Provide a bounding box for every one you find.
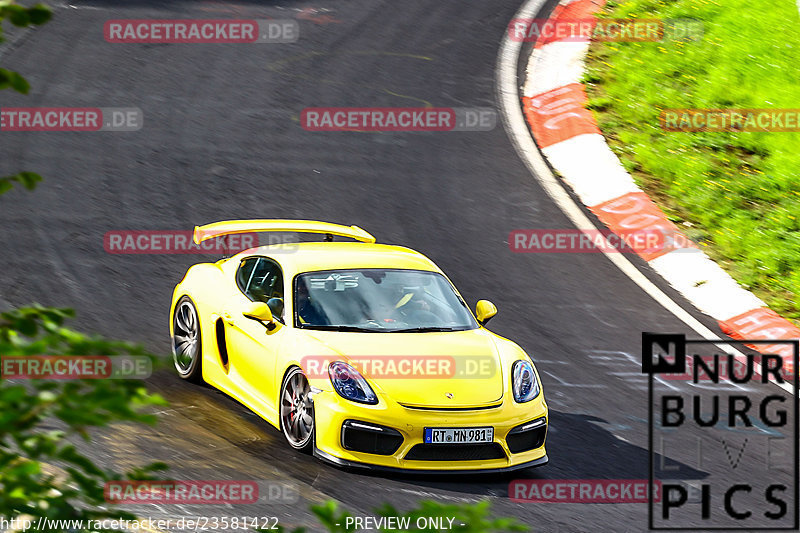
[512,360,540,403]
[328,361,378,405]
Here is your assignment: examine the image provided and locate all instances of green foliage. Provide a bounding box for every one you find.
[0,66,29,93]
[0,2,51,31]
[374,500,527,533]
[0,171,41,195]
[586,0,800,320]
[264,499,528,533]
[0,306,168,531]
[0,2,51,95]
[0,2,50,191]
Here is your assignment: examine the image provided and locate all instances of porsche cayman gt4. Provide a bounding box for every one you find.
[170,220,548,472]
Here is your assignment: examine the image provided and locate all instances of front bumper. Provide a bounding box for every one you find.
[314,447,549,474]
[311,390,548,472]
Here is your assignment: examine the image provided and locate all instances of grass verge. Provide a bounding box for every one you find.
[585,0,800,321]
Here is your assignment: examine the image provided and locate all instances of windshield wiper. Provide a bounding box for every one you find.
[302,325,381,332]
[388,326,467,333]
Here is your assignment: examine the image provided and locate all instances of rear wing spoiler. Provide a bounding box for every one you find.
[193,219,376,245]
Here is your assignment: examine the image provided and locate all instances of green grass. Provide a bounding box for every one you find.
[585,0,800,321]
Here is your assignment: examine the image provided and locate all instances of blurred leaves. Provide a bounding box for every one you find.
[0,66,29,93]
[264,500,528,533]
[0,2,49,191]
[0,2,51,29]
[0,305,168,531]
[0,3,51,93]
[310,500,353,533]
[376,500,527,533]
[0,171,41,195]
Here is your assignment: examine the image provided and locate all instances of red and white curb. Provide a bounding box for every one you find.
[519,0,799,367]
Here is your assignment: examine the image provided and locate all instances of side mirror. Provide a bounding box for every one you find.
[475,300,497,326]
[243,301,277,331]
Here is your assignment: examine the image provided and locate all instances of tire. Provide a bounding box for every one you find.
[172,296,203,383]
[280,367,315,453]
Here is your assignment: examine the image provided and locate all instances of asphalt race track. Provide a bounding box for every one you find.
[0,1,796,532]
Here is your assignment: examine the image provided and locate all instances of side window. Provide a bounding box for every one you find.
[236,257,285,321]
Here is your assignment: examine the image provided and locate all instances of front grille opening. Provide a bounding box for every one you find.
[341,420,403,456]
[506,418,547,454]
[404,443,506,461]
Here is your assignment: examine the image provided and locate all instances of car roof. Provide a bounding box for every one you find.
[228,241,442,276]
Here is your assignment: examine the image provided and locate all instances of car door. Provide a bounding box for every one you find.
[224,256,286,420]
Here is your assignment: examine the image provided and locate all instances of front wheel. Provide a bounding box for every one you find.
[280,367,315,453]
[172,296,203,383]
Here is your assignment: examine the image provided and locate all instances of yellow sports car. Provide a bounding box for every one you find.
[170,220,548,472]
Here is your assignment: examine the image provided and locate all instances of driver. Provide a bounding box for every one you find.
[395,290,443,327]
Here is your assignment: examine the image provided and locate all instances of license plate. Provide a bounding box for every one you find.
[424,427,494,444]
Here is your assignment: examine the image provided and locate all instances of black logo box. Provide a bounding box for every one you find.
[643,333,799,531]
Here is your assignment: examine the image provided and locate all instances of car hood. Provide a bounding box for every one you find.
[302,328,506,408]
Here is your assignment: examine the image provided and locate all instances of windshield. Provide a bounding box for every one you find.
[293,269,478,332]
